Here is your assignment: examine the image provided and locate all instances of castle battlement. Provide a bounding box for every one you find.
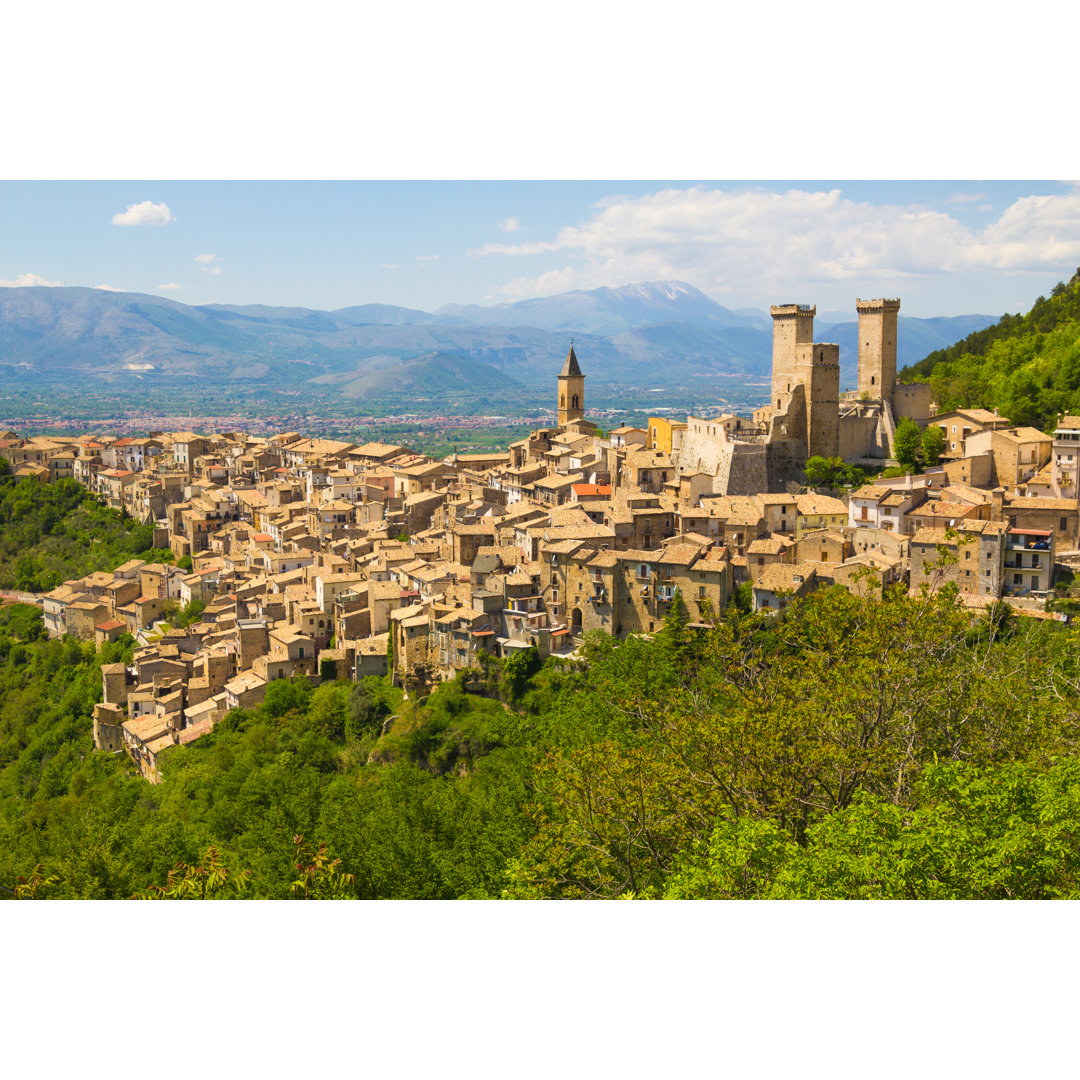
[855,298,901,313]
[770,304,817,318]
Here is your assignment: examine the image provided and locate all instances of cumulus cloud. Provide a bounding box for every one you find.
[94,284,124,291]
[0,271,63,287]
[498,216,521,233]
[157,282,183,291]
[472,186,1080,301]
[203,266,222,275]
[194,253,219,263]
[111,201,175,227]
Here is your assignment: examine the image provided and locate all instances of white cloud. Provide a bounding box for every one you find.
[0,271,63,287]
[94,284,124,291]
[378,263,399,270]
[498,216,521,233]
[157,282,183,291]
[949,192,988,203]
[473,186,1080,302]
[111,200,175,227]
[195,254,224,275]
[415,254,439,262]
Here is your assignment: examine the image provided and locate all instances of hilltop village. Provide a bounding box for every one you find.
[2,296,1078,783]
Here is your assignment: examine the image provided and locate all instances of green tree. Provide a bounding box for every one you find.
[501,645,540,704]
[136,847,252,899]
[892,416,922,470]
[921,422,946,467]
[290,835,356,899]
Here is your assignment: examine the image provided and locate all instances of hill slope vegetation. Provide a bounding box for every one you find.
[899,268,1080,430]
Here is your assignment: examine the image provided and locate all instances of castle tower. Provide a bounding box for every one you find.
[856,298,900,402]
[557,342,585,427]
[770,304,816,408]
[794,342,840,458]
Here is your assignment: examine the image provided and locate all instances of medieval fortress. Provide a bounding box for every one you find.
[673,297,934,494]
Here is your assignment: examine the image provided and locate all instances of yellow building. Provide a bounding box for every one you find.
[794,493,849,539]
[647,417,687,454]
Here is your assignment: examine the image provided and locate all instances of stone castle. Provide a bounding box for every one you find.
[672,297,934,494]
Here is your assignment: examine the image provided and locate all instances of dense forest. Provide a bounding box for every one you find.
[4,568,1080,898]
[898,268,1080,430]
[0,464,167,592]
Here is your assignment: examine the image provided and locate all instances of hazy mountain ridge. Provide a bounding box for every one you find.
[0,282,998,395]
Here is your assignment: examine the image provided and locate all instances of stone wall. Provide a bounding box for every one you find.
[893,382,934,425]
[838,410,880,459]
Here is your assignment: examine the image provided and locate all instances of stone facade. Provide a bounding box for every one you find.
[856,298,900,402]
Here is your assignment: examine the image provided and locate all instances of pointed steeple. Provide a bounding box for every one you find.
[561,340,582,378]
[556,340,585,427]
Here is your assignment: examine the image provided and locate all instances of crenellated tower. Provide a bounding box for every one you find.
[856,297,900,402]
[557,342,585,427]
[770,304,816,408]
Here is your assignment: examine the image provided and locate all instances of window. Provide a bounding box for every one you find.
[1062,518,1068,531]
[1014,574,1022,585]
[698,586,706,598]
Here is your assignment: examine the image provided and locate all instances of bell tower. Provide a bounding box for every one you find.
[557,341,585,427]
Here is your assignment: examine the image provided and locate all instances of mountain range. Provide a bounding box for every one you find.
[0,281,998,399]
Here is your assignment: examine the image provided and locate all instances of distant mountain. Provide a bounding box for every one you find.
[816,314,1000,386]
[311,351,522,398]
[434,281,766,336]
[609,322,772,376]
[0,283,1003,404]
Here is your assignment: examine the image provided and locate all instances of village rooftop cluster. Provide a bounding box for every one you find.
[2,296,1079,783]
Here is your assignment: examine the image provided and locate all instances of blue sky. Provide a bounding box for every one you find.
[2,180,1078,318]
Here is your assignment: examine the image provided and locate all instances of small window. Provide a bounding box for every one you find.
[1061,518,1068,531]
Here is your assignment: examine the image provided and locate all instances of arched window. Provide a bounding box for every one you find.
[560,395,565,407]
[571,394,579,409]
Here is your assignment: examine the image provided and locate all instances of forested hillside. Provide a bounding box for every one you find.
[5,573,1080,899]
[0,464,165,592]
[898,268,1080,430]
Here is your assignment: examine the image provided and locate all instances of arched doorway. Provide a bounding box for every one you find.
[571,608,583,634]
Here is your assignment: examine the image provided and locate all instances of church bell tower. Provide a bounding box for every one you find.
[557,341,585,427]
